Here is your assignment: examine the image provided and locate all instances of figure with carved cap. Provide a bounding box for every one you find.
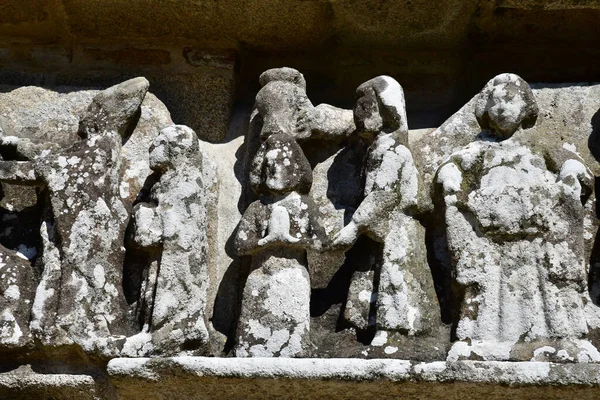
[249,67,355,145]
[234,133,325,357]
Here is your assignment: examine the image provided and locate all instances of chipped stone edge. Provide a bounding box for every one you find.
[106,357,600,386]
[0,370,96,388]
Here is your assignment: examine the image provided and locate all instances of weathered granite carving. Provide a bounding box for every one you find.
[0,67,599,374]
[333,76,440,336]
[435,74,597,361]
[0,78,149,356]
[234,132,325,357]
[124,125,217,356]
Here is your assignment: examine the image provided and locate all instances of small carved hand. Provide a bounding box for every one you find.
[332,221,359,250]
[258,205,301,246]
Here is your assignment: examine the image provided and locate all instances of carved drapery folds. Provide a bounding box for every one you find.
[0,69,599,363]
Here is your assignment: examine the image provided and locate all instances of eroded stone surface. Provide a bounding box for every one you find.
[235,133,325,357]
[124,125,217,357]
[435,75,596,361]
[0,68,599,395]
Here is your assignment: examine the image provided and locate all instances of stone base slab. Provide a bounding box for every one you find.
[107,357,600,399]
[4,357,600,399]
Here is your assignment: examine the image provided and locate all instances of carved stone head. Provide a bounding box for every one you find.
[249,133,312,195]
[475,73,539,140]
[354,76,409,144]
[254,68,313,141]
[149,125,198,173]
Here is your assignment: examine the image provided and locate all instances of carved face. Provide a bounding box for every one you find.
[250,133,313,195]
[149,125,196,172]
[354,88,383,137]
[486,82,529,138]
[263,148,289,192]
[475,73,538,140]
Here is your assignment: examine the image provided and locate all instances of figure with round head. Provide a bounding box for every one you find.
[474,73,539,140]
[333,76,440,337]
[126,124,216,356]
[149,124,198,173]
[234,133,325,357]
[354,75,409,144]
[0,77,149,356]
[435,73,595,361]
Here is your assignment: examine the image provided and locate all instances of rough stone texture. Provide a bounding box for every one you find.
[0,247,35,350]
[0,78,175,359]
[413,81,600,211]
[0,365,100,400]
[433,74,598,362]
[107,356,600,399]
[252,68,354,145]
[124,125,218,357]
[333,76,439,336]
[25,78,148,357]
[0,46,234,144]
[0,83,174,208]
[1,57,600,396]
[234,133,325,357]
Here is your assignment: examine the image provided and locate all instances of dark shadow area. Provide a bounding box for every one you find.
[121,172,161,330]
[234,121,258,214]
[423,188,456,327]
[0,190,44,270]
[323,138,367,224]
[310,254,355,319]
[211,221,251,354]
[327,236,383,345]
[588,177,600,306]
[588,109,600,163]
[121,107,142,146]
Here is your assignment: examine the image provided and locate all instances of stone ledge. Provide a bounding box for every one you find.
[0,365,99,400]
[106,357,600,399]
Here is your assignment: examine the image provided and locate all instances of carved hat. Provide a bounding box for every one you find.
[475,73,539,140]
[254,68,313,142]
[259,67,307,90]
[249,133,312,195]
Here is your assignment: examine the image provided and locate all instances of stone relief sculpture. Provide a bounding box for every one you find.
[0,77,148,356]
[435,73,597,361]
[234,133,325,357]
[333,76,440,336]
[0,69,598,366]
[124,125,217,356]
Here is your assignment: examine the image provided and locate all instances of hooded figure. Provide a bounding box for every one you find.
[234,133,325,357]
[333,76,440,336]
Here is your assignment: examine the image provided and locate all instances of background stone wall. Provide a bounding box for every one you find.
[1,0,599,142]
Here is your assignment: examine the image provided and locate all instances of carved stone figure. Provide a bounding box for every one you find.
[234,133,325,357]
[249,67,355,145]
[0,78,149,356]
[123,125,216,356]
[333,76,440,335]
[435,73,597,361]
